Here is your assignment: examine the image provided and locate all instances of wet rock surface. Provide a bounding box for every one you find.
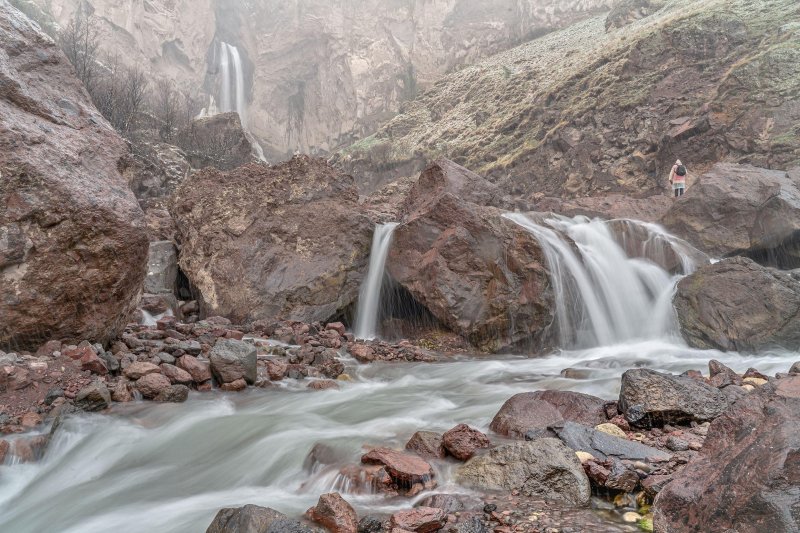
[0,2,148,351]
[490,391,607,438]
[674,257,800,351]
[206,505,287,533]
[306,493,358,533]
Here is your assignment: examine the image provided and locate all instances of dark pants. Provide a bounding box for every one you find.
[674,187,684,197]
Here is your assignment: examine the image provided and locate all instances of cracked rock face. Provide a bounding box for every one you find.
[0,1,148,351]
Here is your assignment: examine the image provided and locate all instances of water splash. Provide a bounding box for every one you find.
[504,214,705,348]
[354,223,399,339]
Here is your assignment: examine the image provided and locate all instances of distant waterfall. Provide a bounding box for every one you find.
[504,214,702,348]
[215,41,266,161]
[354,223,399,340]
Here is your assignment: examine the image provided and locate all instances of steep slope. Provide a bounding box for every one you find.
[24,0,613,158]
[337,0,800,196]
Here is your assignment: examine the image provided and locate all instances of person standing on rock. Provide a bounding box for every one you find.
[669,159,687,197]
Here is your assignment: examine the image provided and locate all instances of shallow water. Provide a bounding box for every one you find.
[0,342,794,533]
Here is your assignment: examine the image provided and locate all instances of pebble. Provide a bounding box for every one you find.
[622,512,642,523]
[595,422,626,438]
[742,377,767,387]
[666,436,689,452]
[575,451,595,463]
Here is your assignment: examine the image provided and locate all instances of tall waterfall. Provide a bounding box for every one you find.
[216,41,266,162]
[354,223,399,339]
[505,214,702,348]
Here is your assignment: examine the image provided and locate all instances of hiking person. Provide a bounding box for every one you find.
[669,159,687,197]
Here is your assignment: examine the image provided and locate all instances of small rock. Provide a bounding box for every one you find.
[206,505,287,533]
[44,387,64,405]
[594,423,626,438]
[123,361,161,380]
[209,339,257,384]
[20,411,42,428]
[160,363,193,384]
[665,436,690,452]
[442,424,491,461]
[621,512,641,523]
[789,362,800,374]
[74,382,111,411]
[155,384,189,402]
[111,380,133,402]
[358,516,384,533]
[177,355,212,382]
[742,377,767,387]
[575,451,595,463]
[406,431,447,459]
[308,380,339,390]
[135,373,172,399]
[306,492,358,533]
[220,378,247,391]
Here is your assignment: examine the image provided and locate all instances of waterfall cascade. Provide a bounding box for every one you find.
[201,41,266,162]
[353,223,399,339]
[504,214,703,348]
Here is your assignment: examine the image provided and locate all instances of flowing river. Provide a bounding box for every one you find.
[0,216,795,532]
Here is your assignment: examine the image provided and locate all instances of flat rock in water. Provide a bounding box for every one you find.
[456,439,590,506]
[206,504,286,533]
[555,422,671,462]
[361,447,434,484]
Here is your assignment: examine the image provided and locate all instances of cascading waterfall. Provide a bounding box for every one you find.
[353,223,399,339]
[504,213,703,348]
[215,41,266,162]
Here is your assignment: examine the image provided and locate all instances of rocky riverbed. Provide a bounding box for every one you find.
[1,315,798,532]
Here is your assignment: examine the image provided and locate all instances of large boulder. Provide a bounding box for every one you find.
[387,165,553,351]
[176,112,254,171]
[661,164,800,262]
[456,439,591,506]
[209,339,257,385]
[171,156,372,323]
[654,375,800,532]
[619,369,728,427]
[490,391,607,438]
[0,3,148,351]
[674,257,800,351]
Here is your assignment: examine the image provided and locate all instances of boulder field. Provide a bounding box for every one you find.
[0,2,148,351]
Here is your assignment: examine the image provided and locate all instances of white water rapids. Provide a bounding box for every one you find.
[0,216,796,533]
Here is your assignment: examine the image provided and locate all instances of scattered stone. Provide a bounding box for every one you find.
[594,423,626,439]
[357,516,384,533]
[742,377,767,387]
[160,363,193,384]
[111,380,133,402]
[406,431,447,459]
[306,492,358,533]
[442,424,491,461]
[177,356,213,382]
[307,380,340,390]
[155,384,190,403]
[665,436,689,452]
[361,447,435,487]
[220,378,247,392]
[456,439,590,506]
[210,339,257,385]
[707,359,741,388]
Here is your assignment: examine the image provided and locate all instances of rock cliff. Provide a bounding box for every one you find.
[338,0,800,195]
[25,0,613,158]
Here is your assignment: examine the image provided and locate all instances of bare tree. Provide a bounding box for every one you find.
[153,79,181,141]
[58,10,99,93]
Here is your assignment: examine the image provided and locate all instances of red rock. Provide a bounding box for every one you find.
[197,381,213,392]
[326,322,346,336]
[490,391,607,438]
[20,412,42,428]
[220,378,247,392]
[308,380,340,390]
[405,431,446,459]
[390,507,446,533]
[80,351,109,375]
[36,340,62,357]
[123,361,161,380]
[306,492,358,533]
[224,329,245,340]
[160,363,193,384]
[349,344,375,363]
[111,380,133,402]
[63,345,95,361]
[442,424,491,461]
[156,315,178,331]
[266,359,288,380]
[9,367,31,390]
[361,447,435,484]
[177,356,212,382]
[135,373,172,399]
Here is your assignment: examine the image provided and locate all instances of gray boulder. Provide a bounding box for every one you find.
[206,505,286,533]
[74,382,112,412]
[674,257,800,351]
[619,369,728,428]
[490,390,607,438]
[210,339,257,385]
[455,439,590,506]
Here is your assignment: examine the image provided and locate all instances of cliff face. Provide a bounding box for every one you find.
[337,0,800,195]
[25,0,613,158]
